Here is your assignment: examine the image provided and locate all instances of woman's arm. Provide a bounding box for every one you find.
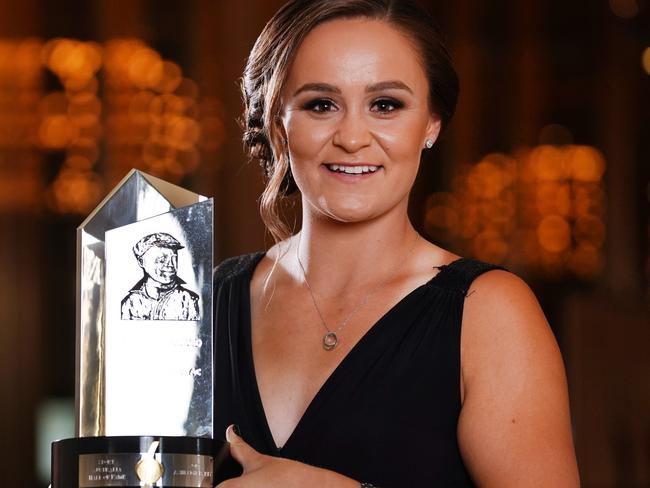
[458,270,580,487]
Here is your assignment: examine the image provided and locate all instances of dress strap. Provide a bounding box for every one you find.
[433,257,508,296]
[214,251,265,282]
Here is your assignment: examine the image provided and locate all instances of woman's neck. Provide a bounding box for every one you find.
[283,205,419,297]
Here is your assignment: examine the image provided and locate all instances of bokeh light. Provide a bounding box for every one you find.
[425,140,607,279]
[642,47,650,76]
[0,36,225,214]
[0,36,226,214]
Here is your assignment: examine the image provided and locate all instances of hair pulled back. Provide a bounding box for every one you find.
[241,0,459,244]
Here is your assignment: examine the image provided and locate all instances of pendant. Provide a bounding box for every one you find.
[323,332,338,351]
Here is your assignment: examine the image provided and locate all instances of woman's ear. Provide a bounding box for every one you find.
[273,114,289,147]
[425,114,442,146]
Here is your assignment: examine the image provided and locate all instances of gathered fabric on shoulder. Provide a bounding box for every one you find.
[213,252,507,487]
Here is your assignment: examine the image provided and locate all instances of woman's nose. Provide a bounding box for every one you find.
[332,109,372,153]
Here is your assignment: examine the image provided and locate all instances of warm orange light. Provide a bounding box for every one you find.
[149,94,185,117]
[642,47,650,76]
[473,229,509,264]
[38,115,78,149]
[530,145,569,181]
[472,160,504,199]
[535,182,571,216]
[425,204,459,232]
[65,155,93,170]
[38,92,67,116]
[457,203,479,240]
[176,78,199,98]
[142,141,169,164]
[166,116,200,150]
[2,36,210,212]
[68,97,101,127]
[49,168,103,214]
[128,91,155,116]
[14,39,43,81]
[537,215,572,253]
[127,48,163,89]
[154,61,182,94]
[66,80,99,104]
[104,39,146,86]
[574,215,605,247]
[568,146,605,182]
[46,39,101,83]
[425,141,607,279]
[68,138,99,163]
[573,184,605,217]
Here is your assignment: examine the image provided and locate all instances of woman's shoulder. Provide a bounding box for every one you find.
[450,257,533,319]
[460,261,530,303]
[431,255,511,296]
[461,262,561,402]
[213,251,266,283]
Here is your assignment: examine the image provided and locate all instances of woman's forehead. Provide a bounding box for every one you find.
[285,17,427,94]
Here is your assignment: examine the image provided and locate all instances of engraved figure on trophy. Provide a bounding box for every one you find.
[121,232,201,320]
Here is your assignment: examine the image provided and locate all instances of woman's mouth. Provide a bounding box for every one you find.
[323,163,382,175]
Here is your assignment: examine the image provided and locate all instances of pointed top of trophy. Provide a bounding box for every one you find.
[79,169,207,240]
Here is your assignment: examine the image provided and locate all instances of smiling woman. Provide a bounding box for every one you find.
[213,1,580,488]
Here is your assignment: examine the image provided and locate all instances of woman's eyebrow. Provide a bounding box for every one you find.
[292,82,340,96]
[366,80,413,94]
[292,80,413,97]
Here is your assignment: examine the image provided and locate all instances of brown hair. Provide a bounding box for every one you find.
[241,0,459,245]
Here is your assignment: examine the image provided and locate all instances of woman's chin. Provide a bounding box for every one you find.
[313,195,380,223]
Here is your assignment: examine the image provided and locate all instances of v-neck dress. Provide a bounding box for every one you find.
[213,252,507,487]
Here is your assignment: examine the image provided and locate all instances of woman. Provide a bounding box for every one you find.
[214,1,580,486]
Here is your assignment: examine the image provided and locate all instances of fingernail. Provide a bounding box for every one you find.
[232,424,241,436]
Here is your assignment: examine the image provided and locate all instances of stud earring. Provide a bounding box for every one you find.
[425,139,434,149]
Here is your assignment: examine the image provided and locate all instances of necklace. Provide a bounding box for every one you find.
[296,232,420,351]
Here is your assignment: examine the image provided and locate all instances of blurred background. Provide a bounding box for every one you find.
[0,0,647,486]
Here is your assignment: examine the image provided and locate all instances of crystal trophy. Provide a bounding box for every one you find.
[51,169,229,487]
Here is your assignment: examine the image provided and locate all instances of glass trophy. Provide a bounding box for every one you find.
[51,170,229,487]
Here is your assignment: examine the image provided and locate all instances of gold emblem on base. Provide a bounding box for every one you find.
[135,440,164,487]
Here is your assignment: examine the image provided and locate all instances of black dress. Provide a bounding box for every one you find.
[213,252,507,487]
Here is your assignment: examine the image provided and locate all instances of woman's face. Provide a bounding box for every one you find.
[280,17,441,224]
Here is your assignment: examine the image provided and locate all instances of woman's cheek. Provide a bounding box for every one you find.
[284,120,324,194]
[286,117,334,160]
[374,125,420,165]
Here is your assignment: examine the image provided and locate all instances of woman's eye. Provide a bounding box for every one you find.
[372,98,403,114]
[303,99,337,113]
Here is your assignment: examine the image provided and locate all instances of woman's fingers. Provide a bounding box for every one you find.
[226,424,264,474]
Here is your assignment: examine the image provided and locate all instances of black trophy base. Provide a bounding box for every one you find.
[52,435,242,487]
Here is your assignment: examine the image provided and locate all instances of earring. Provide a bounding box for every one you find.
[425,139,434,149]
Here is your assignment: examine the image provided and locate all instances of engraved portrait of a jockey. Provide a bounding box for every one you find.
[121,232,200,321]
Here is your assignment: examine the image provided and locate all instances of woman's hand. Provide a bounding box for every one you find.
[215,425,360,488]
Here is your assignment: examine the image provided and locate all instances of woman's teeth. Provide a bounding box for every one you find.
[326,164,380,174]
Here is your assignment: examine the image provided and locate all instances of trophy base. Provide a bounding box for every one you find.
[52,435,241,487]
